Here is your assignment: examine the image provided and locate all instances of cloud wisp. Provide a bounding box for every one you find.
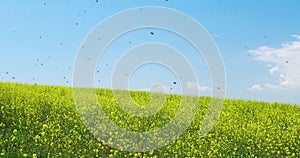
[249,35,300,90]
[247,84,263,91]
[186,81,210,92]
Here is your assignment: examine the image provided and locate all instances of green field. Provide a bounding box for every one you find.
[0,82,299,157]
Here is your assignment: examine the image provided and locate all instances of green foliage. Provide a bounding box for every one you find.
[0,82,299,157]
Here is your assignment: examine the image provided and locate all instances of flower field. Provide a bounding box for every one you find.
[0,82,299,157]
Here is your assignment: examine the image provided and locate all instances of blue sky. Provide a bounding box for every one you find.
[1,0,300,105]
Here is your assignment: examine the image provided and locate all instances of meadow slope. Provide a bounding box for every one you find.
[0,82,299,157]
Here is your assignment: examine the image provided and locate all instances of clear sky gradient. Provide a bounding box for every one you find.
[1,0,300,105]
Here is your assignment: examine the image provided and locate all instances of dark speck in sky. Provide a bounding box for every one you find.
[286,61,289,63]
[75,22,79,26]
[173,81,176,84]
[12,77,15,79]
[150,32,154,35]
[43,2,46,5]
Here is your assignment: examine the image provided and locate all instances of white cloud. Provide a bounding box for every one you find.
[136,84,168,94]
[249,35,300,89]
[138,88,150,92]
[265,83,283,90]
[248,84,263,91]
[269,65,279,74]
[213,34,220,38]
[150,84,167,94]
[186,81,210,92]
[292,35,300,39]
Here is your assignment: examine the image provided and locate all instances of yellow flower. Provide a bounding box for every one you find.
[11,136,16,142]
[42,124,48,129]
[32,154,37,158]
[34,135,40,142]
[13,129,17,134]
[23,153,28,157]
[93,149,99,153]
[40,131,46,136]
